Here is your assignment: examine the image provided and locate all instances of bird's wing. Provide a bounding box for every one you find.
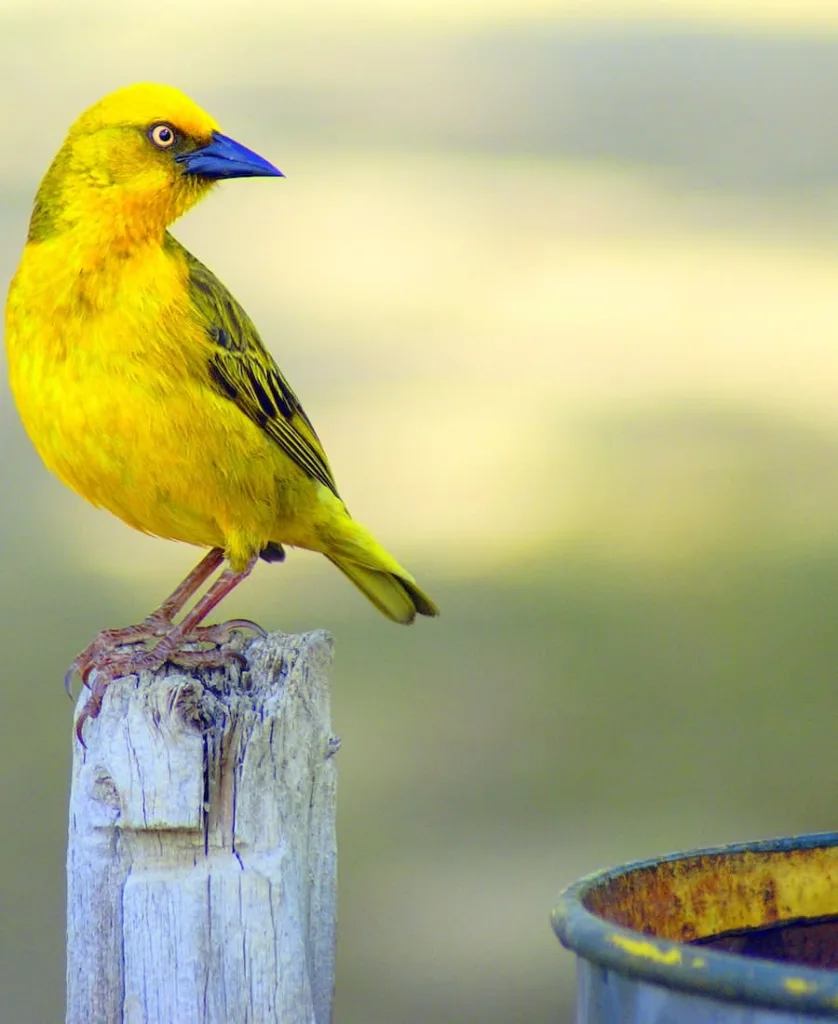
[173,237,340,498]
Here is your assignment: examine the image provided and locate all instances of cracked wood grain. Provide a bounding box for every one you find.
[66,630,338,1024]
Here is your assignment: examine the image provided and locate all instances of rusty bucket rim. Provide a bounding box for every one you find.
[552,831,838,1017]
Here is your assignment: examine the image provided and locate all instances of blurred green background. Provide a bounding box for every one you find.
[5,0,838,1020]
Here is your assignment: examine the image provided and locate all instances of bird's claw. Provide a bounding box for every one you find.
[191,619,266,645]
[71,619,256,744]
[65,622,167,699]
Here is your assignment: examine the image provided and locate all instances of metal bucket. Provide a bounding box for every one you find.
[553,832,838,1022]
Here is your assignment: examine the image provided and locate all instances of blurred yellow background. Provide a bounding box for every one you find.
[5,1,838,1021]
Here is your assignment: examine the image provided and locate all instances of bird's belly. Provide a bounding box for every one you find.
[12,351,299,553]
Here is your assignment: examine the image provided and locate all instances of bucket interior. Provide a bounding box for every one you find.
[583,844,838,967]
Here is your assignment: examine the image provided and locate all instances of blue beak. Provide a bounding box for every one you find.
[177,132,283,180]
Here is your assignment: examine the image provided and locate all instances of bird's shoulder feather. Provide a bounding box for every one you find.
[166,233,340,498]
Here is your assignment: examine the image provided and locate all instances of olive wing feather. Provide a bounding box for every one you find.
[176,239,340,498]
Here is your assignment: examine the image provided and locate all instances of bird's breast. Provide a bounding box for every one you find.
[8,243,215,540]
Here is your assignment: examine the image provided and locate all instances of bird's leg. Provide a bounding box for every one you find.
[148,554,262,664]
[65,547,228,697]
[66,547,264,701]
[144,547,226,628]
[75,556,259,744]
[153,547,265,645]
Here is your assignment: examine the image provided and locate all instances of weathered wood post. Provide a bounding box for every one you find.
[66,630,338,1024]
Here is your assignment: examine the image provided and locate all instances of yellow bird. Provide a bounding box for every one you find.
[5,83,438,737]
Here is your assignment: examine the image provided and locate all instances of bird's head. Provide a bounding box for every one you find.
[30,83,282,248]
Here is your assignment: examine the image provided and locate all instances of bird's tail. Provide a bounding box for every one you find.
[326,555,438,624]
[324,519,439,625]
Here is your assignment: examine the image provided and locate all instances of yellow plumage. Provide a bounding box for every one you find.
[5,83,438,631]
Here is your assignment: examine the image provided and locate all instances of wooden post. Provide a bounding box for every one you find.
[66,630,338,1024]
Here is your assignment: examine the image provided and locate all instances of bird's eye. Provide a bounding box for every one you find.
[149,123,178,149]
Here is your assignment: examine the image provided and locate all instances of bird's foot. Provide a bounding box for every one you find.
[70,618,265,745]
[64,617,170,698]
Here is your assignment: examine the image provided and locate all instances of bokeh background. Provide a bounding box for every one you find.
[5,0,838,1020]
